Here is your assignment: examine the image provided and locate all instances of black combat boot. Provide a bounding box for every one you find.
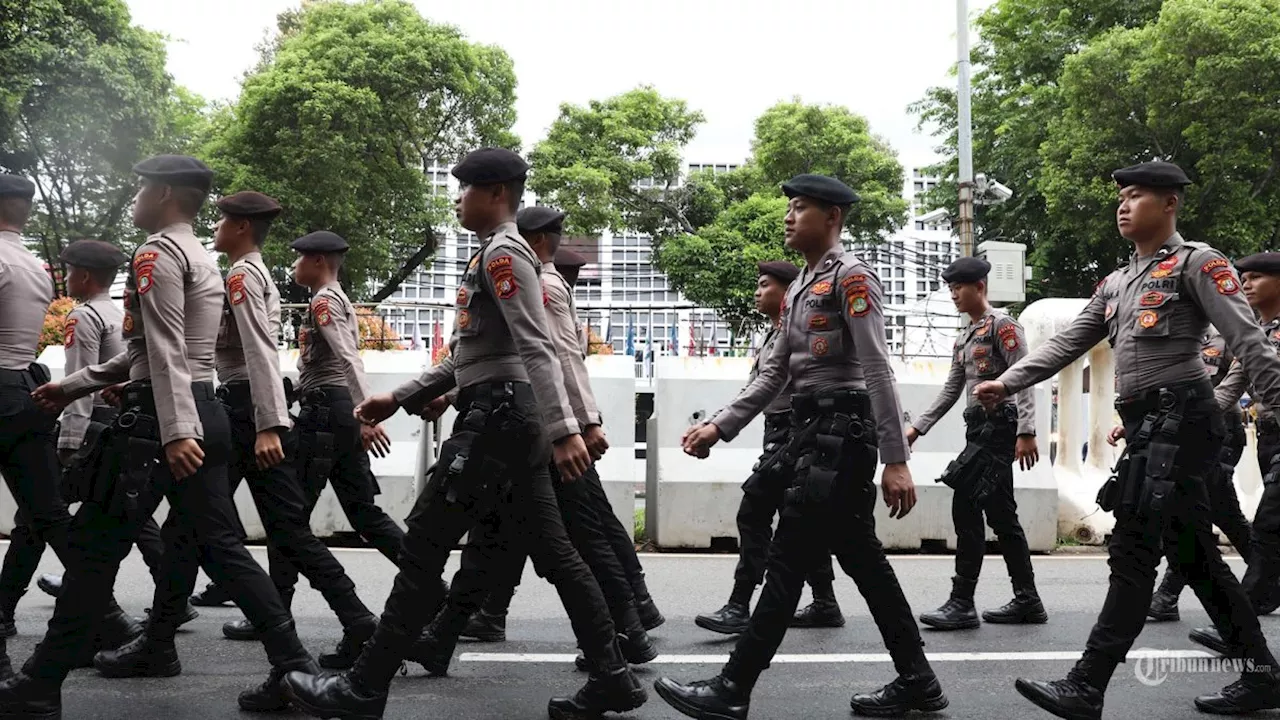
[1147,567,1183,622]
[406,606,463,677]
[1014,652,1109,720]
[0,592,22,638]
[238,620,322,712]
[459,610,506,642]
[0,667,61,720]
[93,633,181,679]
[35,575,62,599]
[982,578,1049,625]
[136,602,199,630]
[791,583,845,628]
[547,637,647,720]
[282,624,413,720]
[919,576,979,631]
[631,571,665,631]
[849,655,949,717]
[654,675,750,720]
[1190,626,1246,658]
[318,615,379,670]
[575,604,660,671]
[1194,670,1280,714]
[77,603,147,669]
[189,581,232,607]
[224,587,292,641]
[695,600,750,635]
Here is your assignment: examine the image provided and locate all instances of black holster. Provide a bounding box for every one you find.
[61,420,112,504]
[743,413,793,496]
[296,404,336,492]
[1112,387,1195,519]
[431,384,533,520]
[784,401,876,509]
[938,404,1015,503]
[99,410,160,524]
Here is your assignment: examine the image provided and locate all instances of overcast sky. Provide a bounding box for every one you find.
[124,0,997,173]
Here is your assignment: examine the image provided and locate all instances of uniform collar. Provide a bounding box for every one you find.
[155,222,193,237]
[805,245,845,275]
[1130,232,1184,264]
[0,230,22,245]
[239,251,263,266]
[314,280,342,298]
[87,291,111,304]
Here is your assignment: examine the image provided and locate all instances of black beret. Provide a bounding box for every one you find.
[58,239,127,269]
[554,247,588,269]
[132,154,214,193]
[451,147,530,186]
[0,174,35,200]
[781,174,860,206]
[1113,161,1192,189]
[1235,252,1280,275]
[941,256,992,284]
[217,191,283,219]
[758,260,800,285]
[517,206,566,236]
[290,230,349,254]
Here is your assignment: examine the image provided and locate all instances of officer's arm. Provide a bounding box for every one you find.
[57,307,99,451]
[995,317,1037,436]
[392,339,456,413]
[59,349,130,399]
[911,349,965,436]
[709,326,790,441]
[996,293,1109,395]
[485,247,580,441]
[312,292,371,407]
[1214,360,1248,412]
[228,269,289,432]
[840,271,910,465]
[543,275,602,427]
[136,248,202,445]
[1187,249,1280,411]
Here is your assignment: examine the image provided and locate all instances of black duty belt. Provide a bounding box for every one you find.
[121,380,217,417]
[301,385,353,405]
[790,388,871,424]
[1115,379,1214,423]
[216,380,254,407]
[0,366,41,391]
[457,381,536,410]
[764,411,792,434]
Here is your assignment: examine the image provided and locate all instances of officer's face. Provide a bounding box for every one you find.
[1242,272,1280,308]
[949,281,983,312]
[455,183,504,232]
[1116,186,1176,240]
[130,181,165,231]
[212,215,248,253]
[754,275,786,316]
[66,266,88,299]
[784,197,836,252]
[291,255,313,287]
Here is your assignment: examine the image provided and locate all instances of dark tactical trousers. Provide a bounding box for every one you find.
[469,463,637,626]
[363,382,616,669]
[952,407,1034,586]
[733,412,835,597]
[722,391,929,686]
[1158,413,1252,597]
[1241,425,1280,609]
[157,383,370,627]
[1080,385,1276,683]
[24,382,293,678]
[274,387,404,592]
[1,406,166,598]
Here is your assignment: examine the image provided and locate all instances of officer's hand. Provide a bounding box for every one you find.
[880,462,917,519]
[361,424,391,458]
[355,393,399,426]
[973,381,1009,409]
[421,396,451,422]
[165,438,205,481]
[31,382,70,413]
[553,434,591,482]
[1107,425,1126,447]
[1015,435,1040,471]
[255,430,286,470]
[905,426,920,447]
[682,423,721,458]
[583,425,609,461]
[101,383,127,407]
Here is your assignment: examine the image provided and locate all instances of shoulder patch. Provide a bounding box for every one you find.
[1201,258,1229,274]
[1213,269,1240,295]
[227,273,247,306]
[312,296,333,326]
[63,317,78,347]
[487,254,518,300]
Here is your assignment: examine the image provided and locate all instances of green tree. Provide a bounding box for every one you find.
[0,0,206,279]
[205,0,518,300]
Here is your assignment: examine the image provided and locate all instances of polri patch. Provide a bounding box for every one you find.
[1138,310,1159,328]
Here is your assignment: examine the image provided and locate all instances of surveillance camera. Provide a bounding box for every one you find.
[917,208,950,223]
[988,180,1014,201]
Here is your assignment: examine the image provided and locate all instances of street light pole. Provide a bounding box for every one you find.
[956,0,975,257]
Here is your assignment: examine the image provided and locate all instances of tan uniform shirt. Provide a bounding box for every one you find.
[912,308,1036,436]
[710,246,911,465]
[0,231,53,370]
[999,233,1280,414]
[58,292,124,449]
[61,223,223,446]
[393,221,579,441]
[216,252,290,431]
[541,261,602,427]
[297,282,371,407]
[1214,318,1280,420]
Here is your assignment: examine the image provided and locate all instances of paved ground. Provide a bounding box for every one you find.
[5,544,1276,719]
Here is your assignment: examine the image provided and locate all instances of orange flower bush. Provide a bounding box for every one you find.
[356,308,402,350]
[39,297,77,354]
[586,327,613,356]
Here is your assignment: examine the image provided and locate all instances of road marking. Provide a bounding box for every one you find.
[459,649,1217,664]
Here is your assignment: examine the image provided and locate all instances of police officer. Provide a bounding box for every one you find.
[975,161,1280,717]
[908,256,1045,631]
[695,260,844,637]
[659,174,946,719]
[23,241,168,612]
[418,205,659,673]
[1144,325,1257,622]
[1183,252,1280,656]
[0,176,140,654]
[12,156,317,717]
[281,147,646,720]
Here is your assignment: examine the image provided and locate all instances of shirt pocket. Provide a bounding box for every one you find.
[1132,291,1178,338]
[454,278,482,338]
[803,312,843,360]
[969,340,999,378]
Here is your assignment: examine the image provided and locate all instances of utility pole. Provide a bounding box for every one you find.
[956,0,975,257]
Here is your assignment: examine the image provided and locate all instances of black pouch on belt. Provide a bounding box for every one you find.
[108,428,159,523]
[62,420,112,504]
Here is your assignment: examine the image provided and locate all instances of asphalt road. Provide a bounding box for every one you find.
[4,545,1273,719]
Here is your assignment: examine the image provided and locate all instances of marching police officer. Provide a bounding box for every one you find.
[0,176,140,656]
[663,174,946,719]
[419,205,659,673]
[281,147,646,720]
[975,161,1280,717]
[13,156,317,718]
[24,241,168,610]
[1145,325,1257,622]
[695,260,844,637]
[908,256,1045,631]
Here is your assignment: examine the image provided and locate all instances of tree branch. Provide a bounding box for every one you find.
[369,226,441,302]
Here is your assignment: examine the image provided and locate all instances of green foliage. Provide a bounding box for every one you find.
[204,0,518,300]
